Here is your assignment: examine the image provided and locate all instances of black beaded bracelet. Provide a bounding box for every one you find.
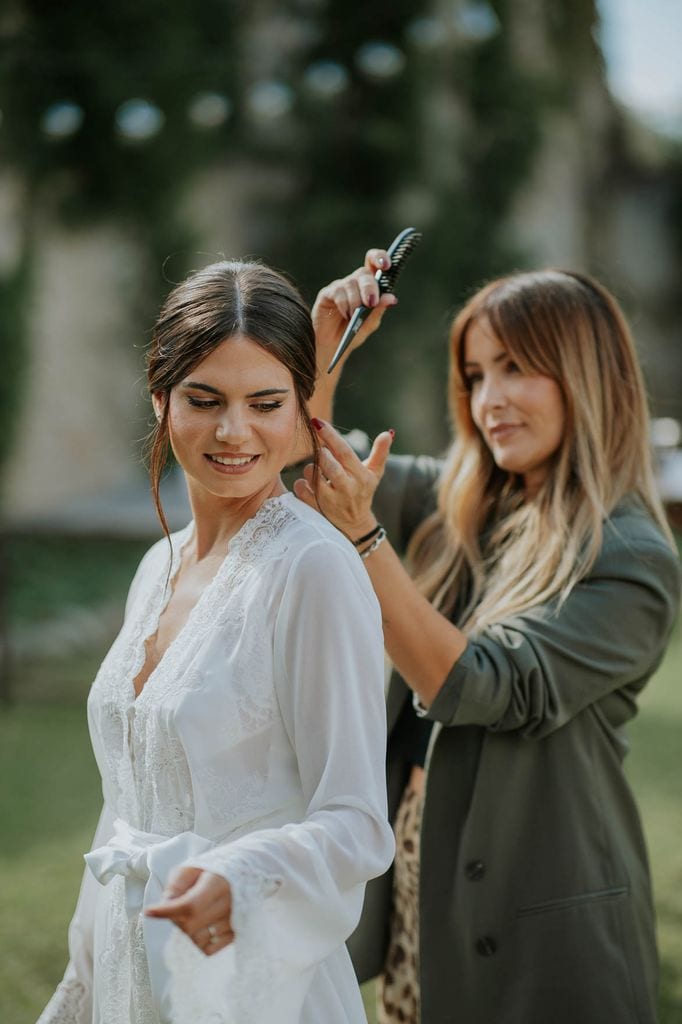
[359,528,387,560]
[352,523,383,547]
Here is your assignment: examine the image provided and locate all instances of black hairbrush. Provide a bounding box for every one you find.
[326,226,422,373]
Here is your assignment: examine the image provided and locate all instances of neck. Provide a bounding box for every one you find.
[185,477,287,559]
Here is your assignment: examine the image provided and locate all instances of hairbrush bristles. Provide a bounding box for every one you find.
[377,228,423,294]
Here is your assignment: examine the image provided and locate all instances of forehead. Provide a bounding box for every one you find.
[185,333,293,386]
[463,316,506,363]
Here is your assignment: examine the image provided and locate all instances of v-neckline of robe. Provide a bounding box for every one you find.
[130,492,292,705]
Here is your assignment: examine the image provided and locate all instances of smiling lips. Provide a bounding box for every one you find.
[488,423,522,441]
[206,453,260,473]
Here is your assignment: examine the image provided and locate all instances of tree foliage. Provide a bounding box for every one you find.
[0,0,594,461]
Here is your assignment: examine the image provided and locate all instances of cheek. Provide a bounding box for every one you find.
[468,391,482,427]
[262,408,299,449]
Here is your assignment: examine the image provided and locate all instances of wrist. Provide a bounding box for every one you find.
[349,517,379,544]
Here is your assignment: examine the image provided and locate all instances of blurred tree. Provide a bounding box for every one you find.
[2,0,677,481]
[0,0,600,456]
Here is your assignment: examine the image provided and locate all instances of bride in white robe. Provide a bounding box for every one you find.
[37,260,394,1024]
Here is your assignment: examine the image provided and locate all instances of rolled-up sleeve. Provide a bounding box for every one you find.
[427,537,681,739]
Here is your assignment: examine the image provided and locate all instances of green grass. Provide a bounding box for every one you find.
[626,620,682,1020]
[0,703,102,1023]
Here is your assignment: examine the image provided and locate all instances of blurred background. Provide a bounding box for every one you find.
[0,1,680,1021]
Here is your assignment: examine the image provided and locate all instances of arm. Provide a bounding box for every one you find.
[427,535,681,738]
[288,249,398,464]
[148,541,393,1007]
[193,541,392,944]
[295,424,681,735]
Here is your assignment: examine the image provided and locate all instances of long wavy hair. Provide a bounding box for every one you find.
[408,269,673,633]
[145,260,321,538]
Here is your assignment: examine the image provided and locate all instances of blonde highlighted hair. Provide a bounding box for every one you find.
[408,269,673,633]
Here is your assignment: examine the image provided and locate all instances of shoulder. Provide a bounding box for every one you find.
[280,494,363,573]
[278,494,381,609]
[123,525,189,616]
[599,499,679,566]
[136,524,190,576]
[592,498,680,604]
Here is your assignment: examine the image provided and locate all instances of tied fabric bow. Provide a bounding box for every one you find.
[85,817,214,1020]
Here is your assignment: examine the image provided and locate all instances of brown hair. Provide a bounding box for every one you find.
[145,259,320,537]
[408,269,673,632]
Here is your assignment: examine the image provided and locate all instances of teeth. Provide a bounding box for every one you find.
[210,455,255,466]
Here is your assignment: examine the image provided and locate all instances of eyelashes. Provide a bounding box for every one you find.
[187,397,219,408]
[186,397,284,413]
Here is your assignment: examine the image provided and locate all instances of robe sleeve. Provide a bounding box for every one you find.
[185,538,394,1017]
[37,803,115,1024]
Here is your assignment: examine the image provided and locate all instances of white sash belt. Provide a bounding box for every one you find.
[85,817,214,1018]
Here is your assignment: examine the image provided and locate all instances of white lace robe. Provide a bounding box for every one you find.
[38,493,394,1024]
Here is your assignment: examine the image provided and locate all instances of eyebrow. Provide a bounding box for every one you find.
[181,381,290,398]
[463,352,508,369]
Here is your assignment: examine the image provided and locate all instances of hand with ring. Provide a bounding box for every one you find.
[145,866,235,956]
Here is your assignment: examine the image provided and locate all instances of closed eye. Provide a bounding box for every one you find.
[252,401,284,412]
[187,396,220,409]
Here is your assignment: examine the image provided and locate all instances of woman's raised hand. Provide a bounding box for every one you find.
[312,248,399,373]
[293,418,394,541]
[145,866,234,957]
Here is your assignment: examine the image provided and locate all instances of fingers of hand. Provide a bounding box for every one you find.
[318,445,345,483]
[194,922,236,956]
[292,476,317,508]
[349,268,381,309]
[365,248,391,272]
[365,429,394,477]
[312,420,362,472]
[146,871,231,925]
[311,281,350,323]
[161,865,202,900]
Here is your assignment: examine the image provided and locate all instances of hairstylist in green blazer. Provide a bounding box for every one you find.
[294,256,681,1024]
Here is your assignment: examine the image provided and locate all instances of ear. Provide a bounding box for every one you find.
[151,392,166,423]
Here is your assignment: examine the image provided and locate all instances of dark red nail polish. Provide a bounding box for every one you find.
[367,294,377,308]
[388,428,395,439]
[311,417,323,430]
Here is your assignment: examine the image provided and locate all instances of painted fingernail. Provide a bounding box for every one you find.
[311,417,324,430]
[368,294,377,308]
[388,429,395,439]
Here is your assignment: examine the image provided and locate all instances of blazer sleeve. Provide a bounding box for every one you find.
[426,530,681,739]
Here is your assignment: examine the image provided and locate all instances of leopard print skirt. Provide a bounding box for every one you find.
[376,784,422,1024]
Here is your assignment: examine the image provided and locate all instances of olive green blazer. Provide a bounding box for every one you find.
[347,451,681,1024]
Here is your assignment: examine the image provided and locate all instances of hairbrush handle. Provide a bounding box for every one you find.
[327,227,422,373]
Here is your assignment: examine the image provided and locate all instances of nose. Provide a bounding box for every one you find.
[475,373,506,414]
[215,407,251,445]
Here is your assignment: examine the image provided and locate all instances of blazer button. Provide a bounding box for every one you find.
[465,860,486,881]
[475,936,497,957]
